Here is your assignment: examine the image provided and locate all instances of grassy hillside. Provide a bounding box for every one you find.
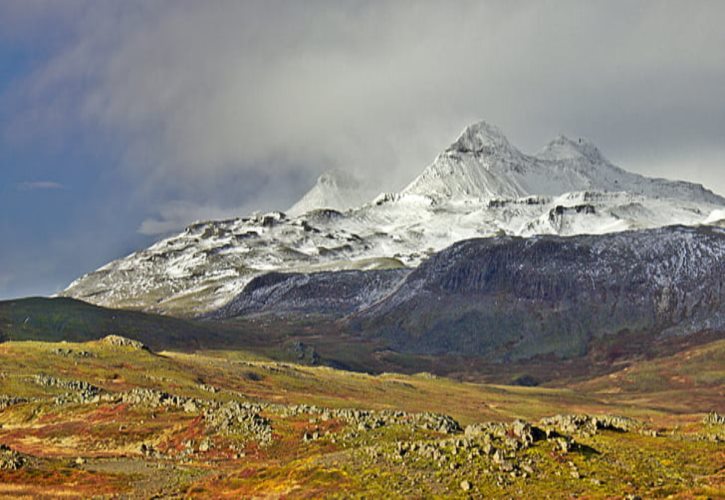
[0,337,723,497]
[2,297,723,389]
[0,297,236,350]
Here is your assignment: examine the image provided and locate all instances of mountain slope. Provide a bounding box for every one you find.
[354,225,725,360]
[213,225,724,362]
[210,268,410,319]
[0,296,242,351]
[60,121,725,315]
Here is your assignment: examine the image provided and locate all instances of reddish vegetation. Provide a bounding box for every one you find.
[158,415,205,454]
[0,468,128,497]
[86,403,130,422]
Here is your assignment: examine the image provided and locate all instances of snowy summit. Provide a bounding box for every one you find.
[60,120,725,315]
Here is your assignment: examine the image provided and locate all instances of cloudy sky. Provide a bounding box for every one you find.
[1,0,724,299]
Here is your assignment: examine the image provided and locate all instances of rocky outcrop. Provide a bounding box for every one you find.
[279,404,462,436]
[101,335,148,350]
[201,401,273,446]
[32,375,102,404]
[0,445,26,471]
[539,414,639,436]
[0,395,28,411]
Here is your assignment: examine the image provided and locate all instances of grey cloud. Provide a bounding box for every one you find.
[4,0,725,212]
[138,200,249,236]
[138,168,311,235]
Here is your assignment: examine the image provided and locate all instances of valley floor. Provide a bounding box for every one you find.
[0,337,723,498]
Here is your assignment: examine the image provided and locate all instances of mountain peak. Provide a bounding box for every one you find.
[537,135,608,164]
[287,169,372,216]
[446,120,515,155]
[402,121,528,200]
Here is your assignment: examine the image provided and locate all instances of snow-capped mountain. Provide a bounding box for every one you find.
[287,170,376,216]
[60,120,725,316]
[404,122,723,204]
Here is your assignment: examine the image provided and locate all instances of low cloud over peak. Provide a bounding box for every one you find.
[5,1,725,201]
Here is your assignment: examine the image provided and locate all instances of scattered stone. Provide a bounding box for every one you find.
[0,444,26,471]
[140,443,155,456]
[32,375,102,404]
[703,411,725,425]
[499,460,515,473]
[460,480,472,491]
[556,437,572,453]
[52,348,92,358]
[204,401,273,446]
[540,414,638,436]
[33,374,99,393]
[0,395,28,410]
[183,400,199,413]
[281,405,460,437]
[511,419,545,446]
[639,429,658,437]
[121,387,196,409]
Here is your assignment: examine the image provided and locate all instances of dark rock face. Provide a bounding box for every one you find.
[211,268,410,319]
[354,226,725,360]
[212,225,724,361]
